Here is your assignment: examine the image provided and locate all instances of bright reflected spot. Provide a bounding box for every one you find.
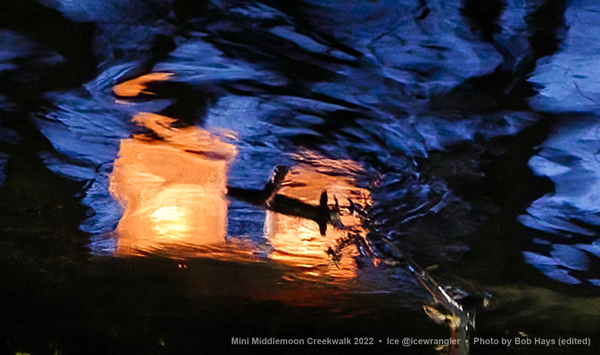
[110,112,236,256]
[112,72,173,97]
[150,206,192,237]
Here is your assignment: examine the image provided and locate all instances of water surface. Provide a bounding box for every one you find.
[1,1,600,354]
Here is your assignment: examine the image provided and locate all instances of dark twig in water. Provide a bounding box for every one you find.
[228,166,483,355]
[226,166,344,236]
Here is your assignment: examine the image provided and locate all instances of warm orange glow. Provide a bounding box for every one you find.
[110,112,236,256]
[107,73,379,307]
[265,162,370,280]
[112,72,173,97]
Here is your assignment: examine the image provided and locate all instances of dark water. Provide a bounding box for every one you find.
[2,0,600,354]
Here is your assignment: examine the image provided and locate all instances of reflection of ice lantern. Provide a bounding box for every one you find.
[109,113,236,255]
[264,164,369,280]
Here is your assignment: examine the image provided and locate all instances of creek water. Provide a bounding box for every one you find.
[1,1,600,354]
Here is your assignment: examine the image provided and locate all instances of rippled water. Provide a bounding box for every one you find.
[2,1,600,354]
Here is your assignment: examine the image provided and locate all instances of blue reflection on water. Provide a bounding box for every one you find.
[38,0,171,22]
[7,2,600,353]
[3,0,600,291]
[25,3,553,275]
[517,1,600,285]
[0,152,9,189]
[528,0,600,113]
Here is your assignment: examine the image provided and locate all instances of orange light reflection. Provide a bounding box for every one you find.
[107,73,378,307]
[112,72,173,97]
[265,162,371,280]
[110,113,236,256]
